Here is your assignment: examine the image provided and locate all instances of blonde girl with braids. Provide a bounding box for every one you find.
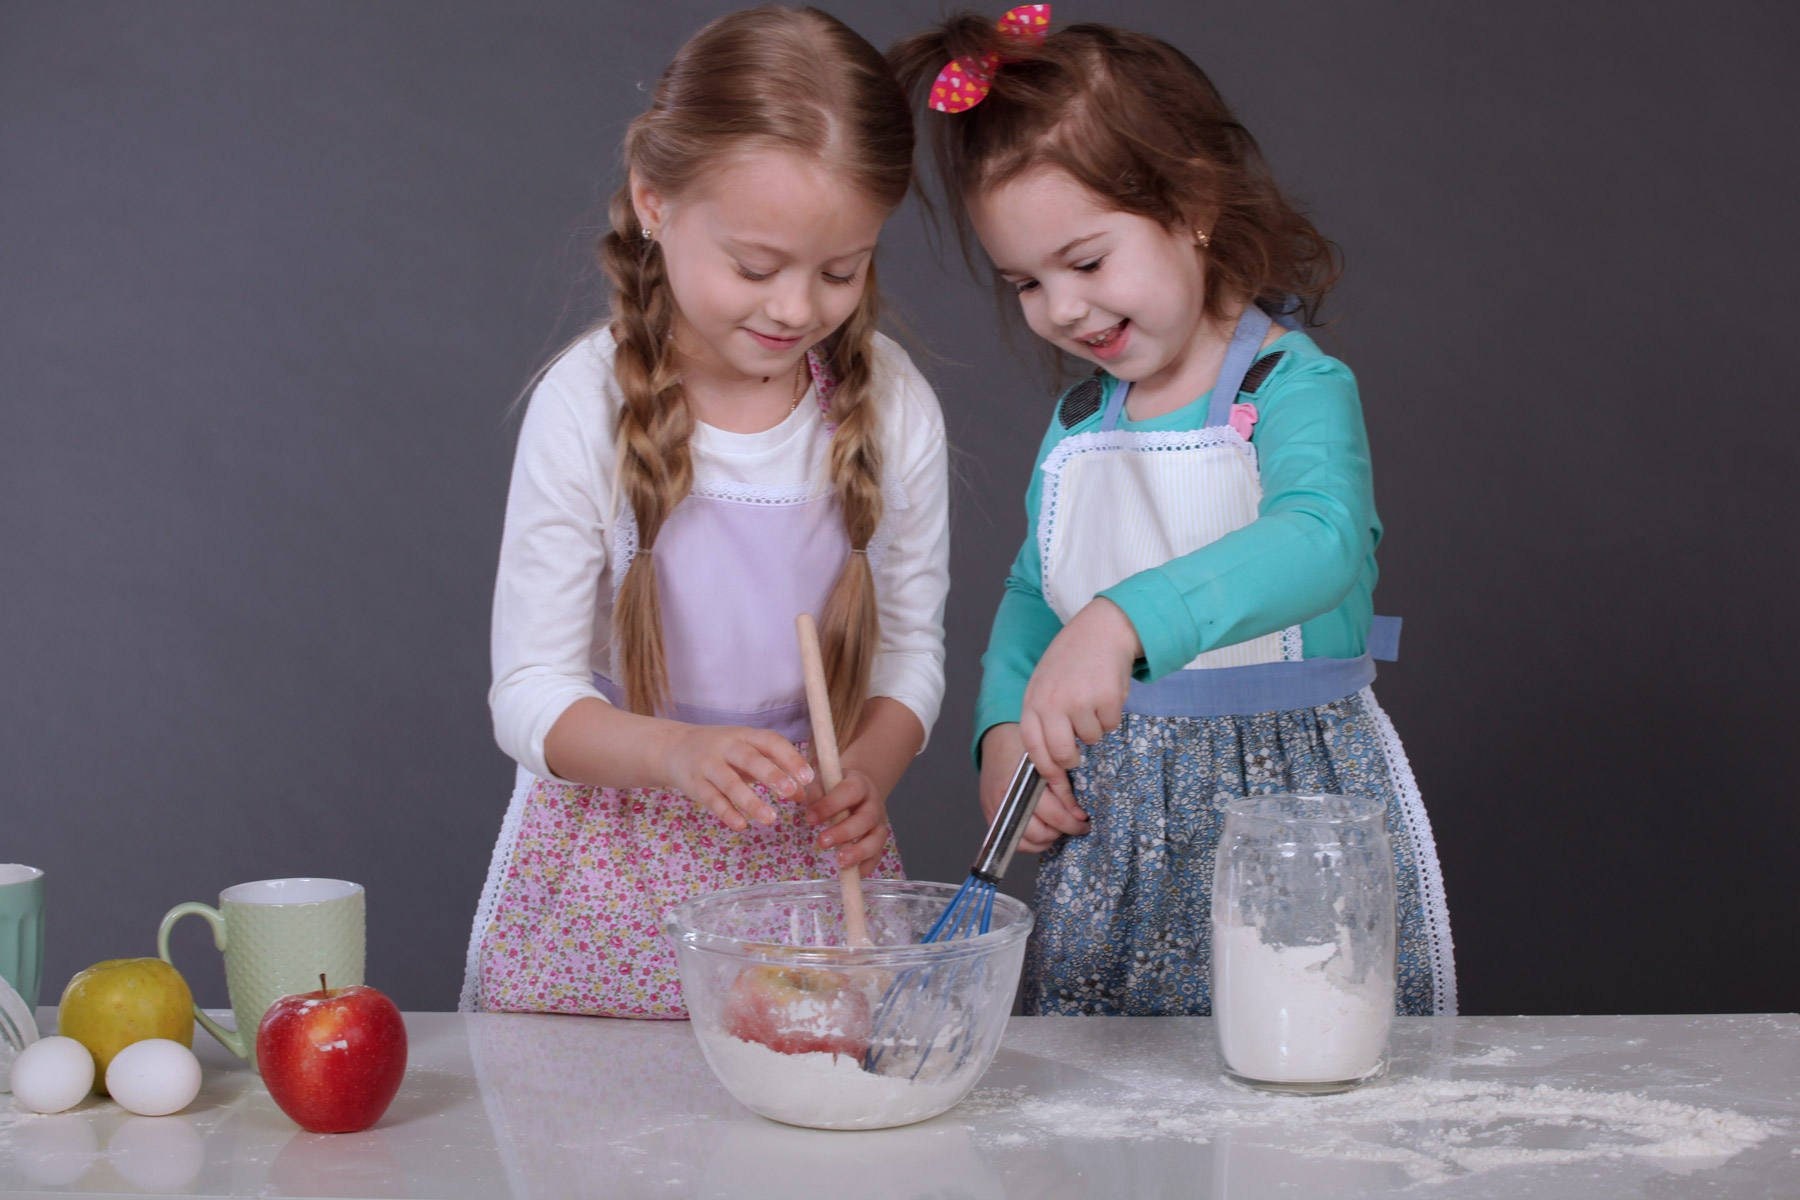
[892,11,1454,1019]
[463,7,949,1017]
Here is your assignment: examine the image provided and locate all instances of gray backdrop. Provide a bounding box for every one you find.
[5,1,1796,1017]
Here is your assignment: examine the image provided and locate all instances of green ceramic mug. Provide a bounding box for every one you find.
[0,864,46,1010]
[157,877,365,1070]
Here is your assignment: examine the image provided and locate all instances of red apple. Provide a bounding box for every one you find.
[723,965,871,1058]
[256,977,407,1134]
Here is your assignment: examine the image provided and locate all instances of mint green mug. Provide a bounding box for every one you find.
[0,864,46,1010]
[157,877,364,1070]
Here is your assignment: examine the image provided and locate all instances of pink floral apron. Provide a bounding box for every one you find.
[463,365,903,1017]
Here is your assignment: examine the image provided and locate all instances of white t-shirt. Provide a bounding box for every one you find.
[489,328,950,780]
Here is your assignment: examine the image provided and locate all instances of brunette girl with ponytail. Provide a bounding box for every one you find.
[892,9,1455,1021]
[464,7,949,1018]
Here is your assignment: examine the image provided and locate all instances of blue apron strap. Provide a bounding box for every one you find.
[1368,615,1402,663]
[1205,305,1275,427]
[1097,377,1130,432]
[1101,305,1275,432]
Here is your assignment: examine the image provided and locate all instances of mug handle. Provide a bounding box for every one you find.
[156,902,249,1061]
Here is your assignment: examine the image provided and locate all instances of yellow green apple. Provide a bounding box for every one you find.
[57,958,194,1093]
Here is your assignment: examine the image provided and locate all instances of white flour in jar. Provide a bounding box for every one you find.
[699,1032,969,1130]
[1214,924,1392,1083]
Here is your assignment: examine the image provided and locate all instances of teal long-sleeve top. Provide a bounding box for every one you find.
[973,331,1383,762]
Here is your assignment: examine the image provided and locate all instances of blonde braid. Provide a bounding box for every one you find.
[816,262,887,743]
[601,185,692,717]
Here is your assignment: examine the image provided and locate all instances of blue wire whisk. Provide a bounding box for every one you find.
[864,753,1044,1076]
[923,752,1045,941]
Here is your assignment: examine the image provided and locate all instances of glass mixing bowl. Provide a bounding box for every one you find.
[665,878,1032,1130]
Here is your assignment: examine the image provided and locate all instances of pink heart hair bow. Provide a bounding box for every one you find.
[929,4,1052,114]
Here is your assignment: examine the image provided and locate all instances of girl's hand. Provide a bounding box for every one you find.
[661,725,814,832]
[797,696,923,872]
[804,767,891,870]
[1018,598,1139,802]
[979,723,1089,854]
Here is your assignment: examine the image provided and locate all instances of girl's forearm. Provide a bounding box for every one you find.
[838,696,925,798]
[545,694,922,797]
[542,697,682,789]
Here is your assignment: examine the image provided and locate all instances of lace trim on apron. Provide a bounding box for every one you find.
[1036,426,1256,578]
[1360,685,1458,1014]
[461,764,535,1012]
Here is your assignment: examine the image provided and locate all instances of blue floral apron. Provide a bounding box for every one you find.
[1023,306,1456,1017]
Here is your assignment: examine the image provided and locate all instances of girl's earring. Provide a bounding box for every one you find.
[642,227,657,242]
[1194,228,1211,249]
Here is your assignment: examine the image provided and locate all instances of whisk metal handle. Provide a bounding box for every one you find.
[972,753,1045,884]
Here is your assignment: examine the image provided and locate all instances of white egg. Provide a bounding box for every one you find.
[9,1035,95,1113]
[104,1039,202,1117]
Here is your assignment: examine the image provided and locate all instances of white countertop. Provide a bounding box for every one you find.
[3,1011,1795,1198]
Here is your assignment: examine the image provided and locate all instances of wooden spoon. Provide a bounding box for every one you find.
[795,613,872,947]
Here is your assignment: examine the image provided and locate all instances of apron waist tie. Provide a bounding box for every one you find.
[592,675,812,743]
[1369,615,1402,662]
[1125,654,1378,719]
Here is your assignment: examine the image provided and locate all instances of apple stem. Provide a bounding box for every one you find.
[320,972,328,993]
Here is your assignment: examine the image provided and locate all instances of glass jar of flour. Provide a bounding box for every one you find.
[1212,793,1395,1094]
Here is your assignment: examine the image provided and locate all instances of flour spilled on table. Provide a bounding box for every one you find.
[1453,1045,1517,1066]
[952,1070,1776,1185]
[701,1032,968,1130]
